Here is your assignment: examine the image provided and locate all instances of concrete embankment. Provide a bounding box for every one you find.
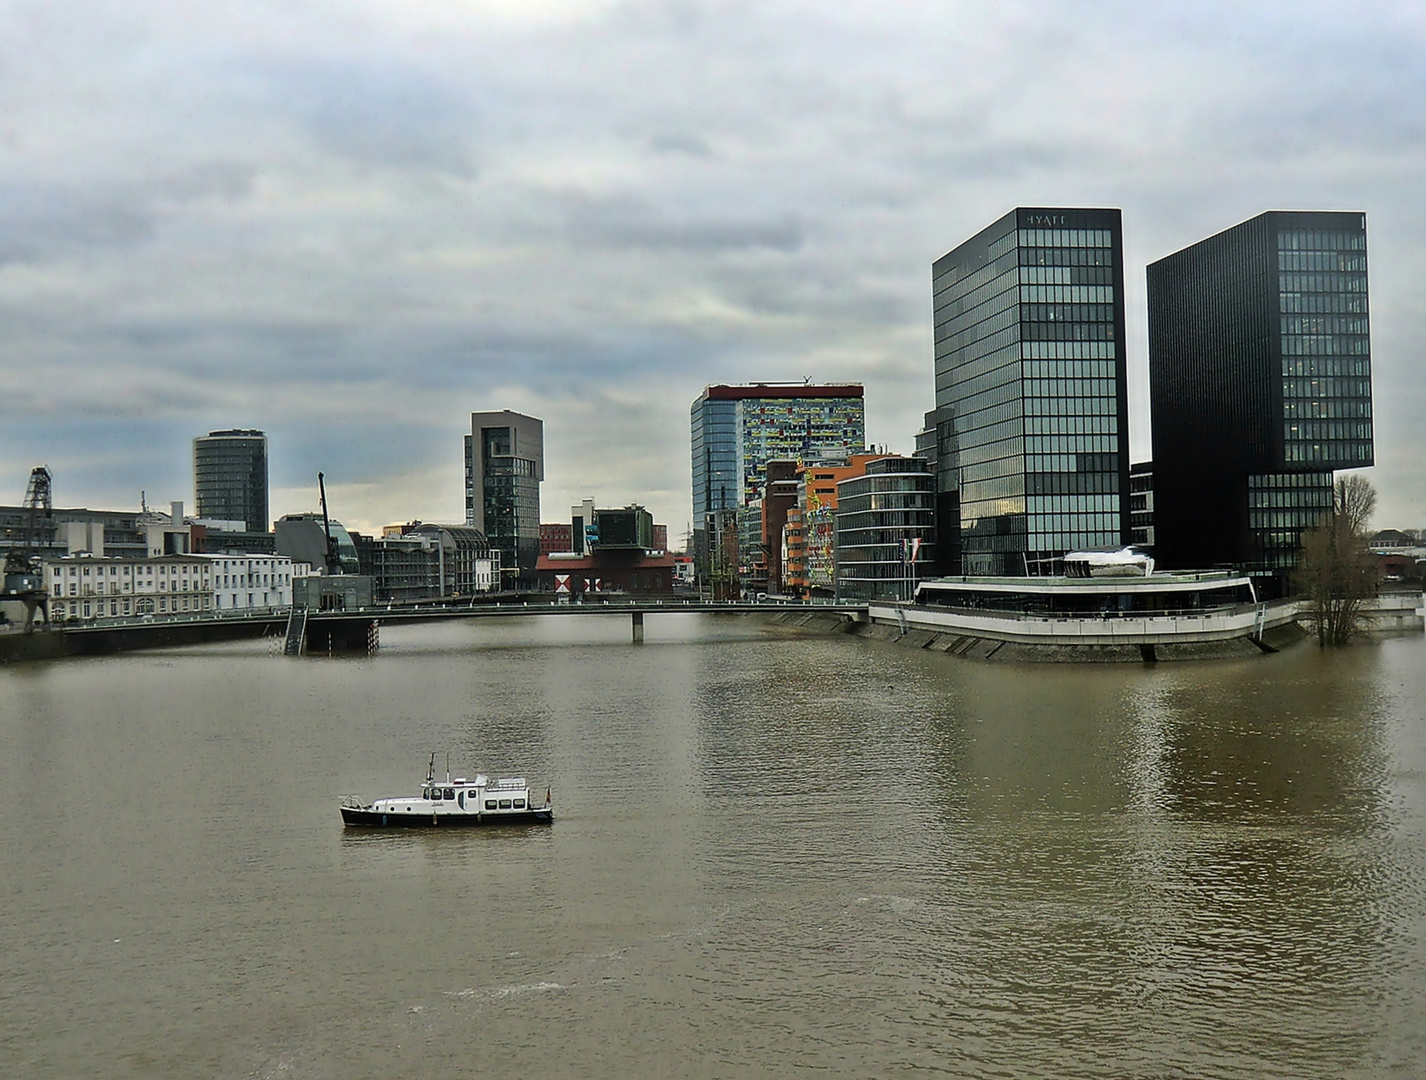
[765,608,1313,662]
[0,619,283,664]
[764,610,862,635]
[849,618,1311,662]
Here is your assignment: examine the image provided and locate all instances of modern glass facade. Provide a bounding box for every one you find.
[690,395,738,578]
[465,411,543,585]
[690,384,864,585]
[1247,471,1335,570]
[1147,211,1371,576]
[193,429,268,533]
[1277,226,1372,466]
[932,208,1130,576]
[834,456,936,601]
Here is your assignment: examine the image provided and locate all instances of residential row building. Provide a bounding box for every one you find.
[693,450,940,602]
[44,552,299,622]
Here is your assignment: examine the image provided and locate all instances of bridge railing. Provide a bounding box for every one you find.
[54,595,866,632]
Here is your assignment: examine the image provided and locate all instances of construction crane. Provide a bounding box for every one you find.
[317,471,340,575]
[2,466,54,630]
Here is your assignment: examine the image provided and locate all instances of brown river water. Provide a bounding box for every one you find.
[3,614,1425,1078]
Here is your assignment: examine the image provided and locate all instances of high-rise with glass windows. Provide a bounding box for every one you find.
[193,429,269,533]
[465,411,543,586]
[690,383,864,586]
[932,208,1130,576]
[1147,211,1371,579]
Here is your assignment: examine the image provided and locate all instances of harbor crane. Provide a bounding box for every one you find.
[317,471,341,575]
[2,466,54,631]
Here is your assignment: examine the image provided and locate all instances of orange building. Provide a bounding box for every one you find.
[782,454,894,597]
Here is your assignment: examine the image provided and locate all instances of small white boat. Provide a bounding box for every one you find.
[340,754,553,828]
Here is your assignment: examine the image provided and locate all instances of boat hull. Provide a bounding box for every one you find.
[341,806,553,828]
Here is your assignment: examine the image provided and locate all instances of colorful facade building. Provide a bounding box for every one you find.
[788,454,894,597]
[690,383,865,589]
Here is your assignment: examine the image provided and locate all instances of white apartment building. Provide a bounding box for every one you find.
[44,553,297,622]
[45,554,215,621]
[196,554,297,611]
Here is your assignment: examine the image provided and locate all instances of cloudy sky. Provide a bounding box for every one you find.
[1,0,1423,538]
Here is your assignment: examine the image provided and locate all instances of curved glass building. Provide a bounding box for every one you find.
[194,429,269,533]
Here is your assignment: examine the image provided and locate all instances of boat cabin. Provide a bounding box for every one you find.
[414,775,532,811]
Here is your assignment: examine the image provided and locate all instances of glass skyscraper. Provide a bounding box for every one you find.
[690,383,864,584]
[834,456,936,601]
[465,410,543,586]
[193,429,269,533]
[1147,210,1371,578]
[932,208,1130,576]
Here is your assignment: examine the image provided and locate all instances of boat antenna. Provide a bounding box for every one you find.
[427,751,436,785]
[445,752,451,784]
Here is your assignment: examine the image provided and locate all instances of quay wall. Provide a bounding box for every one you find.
[0,618,284,664]
[837,590,1424,662]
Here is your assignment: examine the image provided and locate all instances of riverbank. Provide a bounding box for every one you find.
[0,618,281,664]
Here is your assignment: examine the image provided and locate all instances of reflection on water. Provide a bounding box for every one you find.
[2,616,1425,1078]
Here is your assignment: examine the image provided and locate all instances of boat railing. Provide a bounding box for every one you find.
[338,794,365,809]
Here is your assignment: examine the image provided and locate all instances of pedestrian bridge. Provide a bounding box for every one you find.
[33,597,870,658]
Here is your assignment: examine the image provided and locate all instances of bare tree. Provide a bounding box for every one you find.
[1334,473,1378,535]
[1295,474,1378,646]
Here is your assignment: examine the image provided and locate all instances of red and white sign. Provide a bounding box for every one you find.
[555,574,570,593]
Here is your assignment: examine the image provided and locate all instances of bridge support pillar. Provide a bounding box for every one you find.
[632,611,644,644]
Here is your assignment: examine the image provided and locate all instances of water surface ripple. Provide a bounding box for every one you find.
[3,615,1425,1077]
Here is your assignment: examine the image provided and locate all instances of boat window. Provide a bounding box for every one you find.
[498,799,512,809]
[485,800,497,810]
[513,799,526,809]
[443,788,455,800]
[458,792,465,809]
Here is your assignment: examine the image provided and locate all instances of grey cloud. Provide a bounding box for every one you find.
[252,57,479,176]
[4,2,1426,531]
[0,164,254,267]
[155,162,257,203]
[560,192,804,253]
[648,132,714,157]
[0,186,153,266]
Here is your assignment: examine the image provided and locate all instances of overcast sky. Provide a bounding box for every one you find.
[2,0,1422,539]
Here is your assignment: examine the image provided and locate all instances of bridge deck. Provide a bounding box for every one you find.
[54,598,867,636]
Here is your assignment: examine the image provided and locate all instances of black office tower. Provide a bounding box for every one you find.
[1147,211,1372,579]
[933,208,1131,575]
